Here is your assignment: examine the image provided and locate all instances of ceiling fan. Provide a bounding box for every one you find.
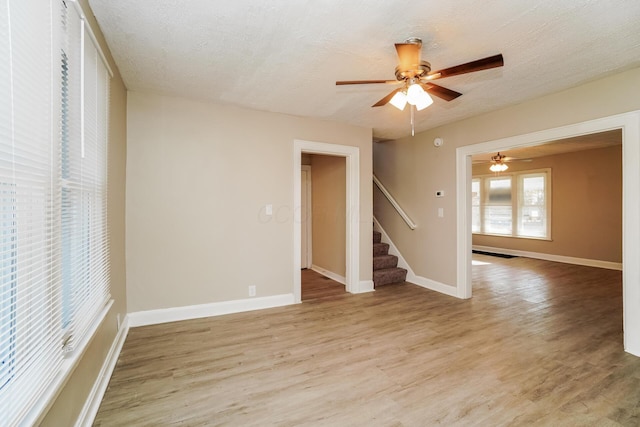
[336,37,504,134]
[473,152,532,172]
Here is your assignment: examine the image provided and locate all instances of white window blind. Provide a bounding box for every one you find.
[484,176,513,235]
[61,0,111,354]
[0,1,63,424]
[1,0,111,424]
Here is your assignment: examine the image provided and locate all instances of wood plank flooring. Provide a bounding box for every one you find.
[94,255,640,426]
[301,269,346,301]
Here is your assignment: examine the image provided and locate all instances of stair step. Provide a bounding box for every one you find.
[373,254,398,271]
[373,267,407,287]
[373,242,389,256]
[373,230,382,243]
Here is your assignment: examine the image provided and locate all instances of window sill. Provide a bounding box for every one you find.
[26,298,114,426]
[473,232,552,242]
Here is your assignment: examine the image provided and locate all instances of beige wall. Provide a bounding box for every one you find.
[311,155,346,276]
[374,66,640,287]
[41,0,128,425]
[126,92,371,312]
[472,145,622,263]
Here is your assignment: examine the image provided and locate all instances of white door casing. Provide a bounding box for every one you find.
[293,139,362,303]
[301,165,312,269]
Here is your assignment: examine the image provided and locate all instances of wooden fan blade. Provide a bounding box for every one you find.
[372,88,402,107]
[336,80,399,85]
[395,42,422,72]
[428,54,504,80]
[504,157,533,163]
[419,82,462,101]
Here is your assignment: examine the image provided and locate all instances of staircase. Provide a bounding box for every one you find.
[373,230,407,287]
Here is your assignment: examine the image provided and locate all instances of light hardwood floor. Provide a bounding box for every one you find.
[301,269,346,301]
[94,255,640,426]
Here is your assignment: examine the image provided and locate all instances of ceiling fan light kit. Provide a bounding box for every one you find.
[490,163,509,173]
[489,152,509,172]
[336,37,504,136]
[389,91,408,110]
[388,81,434,111]
[406,83,433,110]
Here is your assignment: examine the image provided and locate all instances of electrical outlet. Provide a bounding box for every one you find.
[116,313,121,331]
[249,285,256,297]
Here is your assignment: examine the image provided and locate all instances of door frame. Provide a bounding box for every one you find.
[456,110,640,356]
[293,139,361,303]
[301,165,312,269]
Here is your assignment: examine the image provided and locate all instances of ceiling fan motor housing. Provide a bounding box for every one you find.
[491,152,506,163]
[404,37,422,45]
[395,38,429,80]
[395,61,431,80]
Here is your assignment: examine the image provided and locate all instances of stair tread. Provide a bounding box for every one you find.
[373,242,390,256]
[373,266,407,287]
[373,267,407,273]
[373,254,399,271]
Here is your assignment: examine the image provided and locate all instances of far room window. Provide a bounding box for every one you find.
[471,179,481,233]
[518,173,548,238]
[484,176,513,235]
[473,169,551,240]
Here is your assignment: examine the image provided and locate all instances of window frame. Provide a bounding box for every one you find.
[473,168,552,240]
[471,178,481,233]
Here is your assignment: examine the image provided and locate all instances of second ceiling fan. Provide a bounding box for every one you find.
[336,37,504,113]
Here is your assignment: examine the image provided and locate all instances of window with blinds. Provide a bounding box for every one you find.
[61,0,111,354]
[472,169,551,240]
[0,1,111,425]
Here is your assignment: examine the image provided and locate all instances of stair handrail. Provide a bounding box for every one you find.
[373,174,417,230]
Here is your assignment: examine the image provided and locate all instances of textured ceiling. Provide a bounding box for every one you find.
[471,129,622,162]
[88,0,640,140]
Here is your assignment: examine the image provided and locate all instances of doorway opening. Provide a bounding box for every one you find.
[293,140,361,303]
[300,155,347,301]
[456,111,640,355]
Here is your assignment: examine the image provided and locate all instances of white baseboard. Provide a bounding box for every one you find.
[355,280,375,293]
[373,217,458,298]
[405,274,459,297]
[76,315,130,427]
[311,265,346,285]
[472,245,623,271]
[128,293,296,327]
[309,265,373,294]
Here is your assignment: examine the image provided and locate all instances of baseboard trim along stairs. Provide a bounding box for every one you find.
[373,230,407,287]
[373,217,458,297]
